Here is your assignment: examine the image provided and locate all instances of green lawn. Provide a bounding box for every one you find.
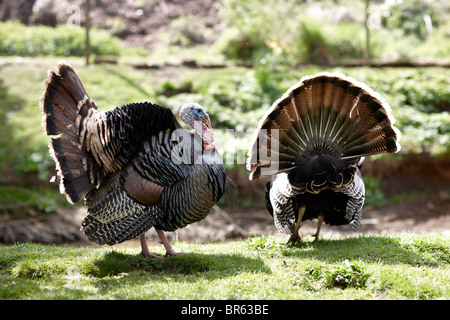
[1,233,449,300]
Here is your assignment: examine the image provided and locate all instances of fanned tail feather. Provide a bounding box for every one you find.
[41,62,103,203]
[247,72,401,180]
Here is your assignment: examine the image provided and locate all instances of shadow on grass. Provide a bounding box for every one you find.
[277,235,447,266]
[103,65,152,97]
[92,250,271,278]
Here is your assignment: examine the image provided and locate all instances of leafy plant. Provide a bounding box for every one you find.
[160,15,213,47]
[363,176,387,208]
[247,234,284,256]
[252,49,282,102]
[216,0,297,61]
[380,0,440,40]
[0,21,125,57]
[326,259,371,289]
[0,185,64,214]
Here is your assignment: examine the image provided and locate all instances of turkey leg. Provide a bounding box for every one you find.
[139,234,161,258]
[155,228,181,256]
[313,215,324,241]
[287,206,305,244]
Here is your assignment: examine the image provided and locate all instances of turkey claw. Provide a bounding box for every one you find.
[140,251,162,258]
[287,233,301,245]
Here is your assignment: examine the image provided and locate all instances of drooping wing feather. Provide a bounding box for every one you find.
[79,101,182,174]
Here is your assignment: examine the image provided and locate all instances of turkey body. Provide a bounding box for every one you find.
[248,72,400,243]
[81,145,228,248]
[41,62,233,256]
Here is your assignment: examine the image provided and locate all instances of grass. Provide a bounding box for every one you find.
[1,233,449,300]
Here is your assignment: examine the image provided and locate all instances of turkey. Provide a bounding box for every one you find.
[41,62,235,257]
[247,72,401,243]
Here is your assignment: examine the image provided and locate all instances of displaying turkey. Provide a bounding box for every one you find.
[247,72,401,243]
[41,62,234,257]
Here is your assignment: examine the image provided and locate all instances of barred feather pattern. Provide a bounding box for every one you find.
[247,72,401,179]
[82,206,164,245]
[155,152,229,231]
[81,152,229,244]
[268,165,365,235]
[41,63,180,204]
[340,170,365,231]
[268,173,301,234]
[78,101,181,176]
[77,122,230,245]
[41,63,103,204]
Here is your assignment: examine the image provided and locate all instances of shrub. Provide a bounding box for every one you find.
[216,0,296,61]
[363,177,387,209]
[295,21,336,65]
[0,21,123,57]
[380,0,440,40]
[161,15,213,47]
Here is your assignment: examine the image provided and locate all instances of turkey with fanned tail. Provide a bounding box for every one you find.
[247,72,401,243]
[41,62,235,257]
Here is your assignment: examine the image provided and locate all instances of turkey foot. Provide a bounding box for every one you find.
[286,206,305,245]
[139,234,162,258]
[155,229,183,257]
[287,232,301,244]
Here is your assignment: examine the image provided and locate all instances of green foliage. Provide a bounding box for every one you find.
[380,0,440,40]
[215,0,279,61]
[326,259,371,289]
[0,185,62,214]
[398,236,450,265]
[216,0,311,62]
[160,15,213,48]
[1,233,450,299]
[0,21,124,57]
[295,21,336,65]
[157,80,193,97]
[247,234,285,256]
[252,49,282,102]
[0,79,24,174]
[216,0,449,64]
[363,176,387,209]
